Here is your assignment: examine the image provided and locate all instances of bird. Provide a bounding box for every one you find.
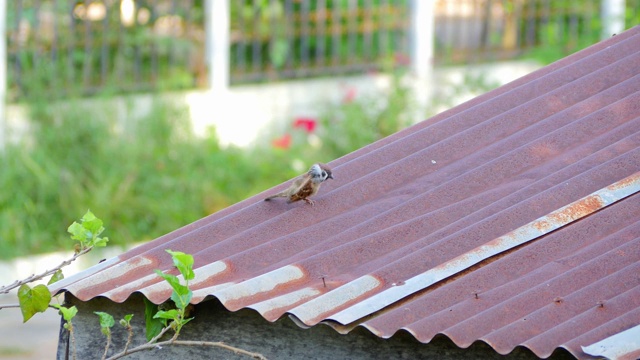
[264,163,334,206]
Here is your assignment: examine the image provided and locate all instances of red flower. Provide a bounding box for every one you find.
[272,133,292,149]
[293,117,317,133]
[394,52,411,66]
[342,87,357,103]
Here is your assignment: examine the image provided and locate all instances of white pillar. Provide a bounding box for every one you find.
[0,0,6,151]
[601,0,626,39]
[409,0,434,80]
[409,0,434,122]
[206,0,230,92]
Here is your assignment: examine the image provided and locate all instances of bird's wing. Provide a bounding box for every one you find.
[288,176,315,202]
[289,176,308,195]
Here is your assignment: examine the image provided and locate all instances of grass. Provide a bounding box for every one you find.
[0,97,291,259]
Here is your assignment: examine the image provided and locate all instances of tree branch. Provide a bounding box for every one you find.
[0,246,93,294]
[105,326,267,360]
[171,340,267,359]
[0,303,60,311]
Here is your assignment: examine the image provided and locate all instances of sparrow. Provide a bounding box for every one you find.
[264,163,334,206]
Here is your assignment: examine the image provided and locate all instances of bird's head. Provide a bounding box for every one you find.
[309,163,334,183]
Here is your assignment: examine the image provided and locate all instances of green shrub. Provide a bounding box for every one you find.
[0,97,298,259]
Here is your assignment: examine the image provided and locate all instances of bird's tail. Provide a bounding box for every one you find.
[264,191,287,201]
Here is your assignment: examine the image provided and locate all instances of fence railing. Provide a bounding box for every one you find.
[433,0,639,64]
[229,0,410,83]
[6,0,207,100]
[4,0,639,101]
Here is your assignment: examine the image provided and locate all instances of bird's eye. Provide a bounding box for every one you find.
[322,171,327,178]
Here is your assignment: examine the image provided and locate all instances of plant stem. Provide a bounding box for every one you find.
[0,303,60,310]
[105,335,267,360]
[101,333,111,360]
[171,340,267,359]
[106,325,171,360]
[69,323,77,360]
[122,325,133,354]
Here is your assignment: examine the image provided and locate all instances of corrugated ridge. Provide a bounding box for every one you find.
[364,194,640,359]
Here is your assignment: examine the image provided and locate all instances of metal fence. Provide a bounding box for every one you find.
[5,0,640,100]
[434,0,640,64]
[6,0,206,100]
[229,0,410,83]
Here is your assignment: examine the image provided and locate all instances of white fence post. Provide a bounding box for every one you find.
[601,0,626,39]
[409,0,434,81]
[206,0,230,92]
[0,0,6,151]
[409,0,434,122]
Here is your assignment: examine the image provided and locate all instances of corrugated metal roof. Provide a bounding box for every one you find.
[51,26,640,359]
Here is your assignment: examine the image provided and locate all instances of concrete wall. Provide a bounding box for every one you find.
[5,61,541,149]
[59,292,574,360]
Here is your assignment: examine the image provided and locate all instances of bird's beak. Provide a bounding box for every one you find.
[328,174,334,180]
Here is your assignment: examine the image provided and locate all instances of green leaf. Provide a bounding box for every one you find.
[154,269,181,291]
[119,314,133,327]
[94,311,115,329]
[172,282,190,296]
[68,211,107,247]
[93,236,109,247]
[57,305,78,323]
[166,250,195,280]
[48,270,64,285]
[171,288,192,310]
[181,317,194,327]
[94,311,114,336]
[154,309,179,321]
[82,211,103,235]
[144,298,164,341]
[82,210,97,222]
[67,222,86,241]
[18,284,52,323]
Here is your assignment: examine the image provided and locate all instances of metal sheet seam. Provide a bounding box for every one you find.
[582,324,640,360]
[326,172,640,325]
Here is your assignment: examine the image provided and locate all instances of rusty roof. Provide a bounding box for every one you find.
[51,26,640,359]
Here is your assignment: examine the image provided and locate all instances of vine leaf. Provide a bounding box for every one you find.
[144,297,164,341]
[18,284,52,323]
[48,269,64,285]
[94,311,115,336]
[67,210,109,248]
[166,250,194,281]
[54,305,78,330]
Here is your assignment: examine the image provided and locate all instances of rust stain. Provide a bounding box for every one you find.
[607,172,640,190]
[533,219,552,232]
[545,195,605,224]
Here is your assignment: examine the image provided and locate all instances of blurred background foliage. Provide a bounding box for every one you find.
[1,0,639,259]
